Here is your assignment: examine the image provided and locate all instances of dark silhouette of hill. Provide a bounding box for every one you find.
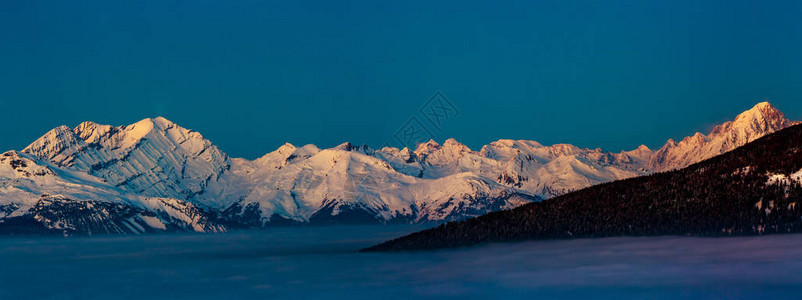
[364,124,802,251]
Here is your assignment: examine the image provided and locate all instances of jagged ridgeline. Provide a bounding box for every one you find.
[364,123,802,251]
[0,102,798,235]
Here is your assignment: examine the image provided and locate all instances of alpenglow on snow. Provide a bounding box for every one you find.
[0,102,796,235]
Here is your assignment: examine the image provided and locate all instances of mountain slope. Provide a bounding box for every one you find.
[0,151,224,235]
[364,123,802,251]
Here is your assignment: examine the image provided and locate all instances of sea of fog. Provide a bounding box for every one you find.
[2,225,802,299]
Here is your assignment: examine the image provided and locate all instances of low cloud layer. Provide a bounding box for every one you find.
[1,226,801,299]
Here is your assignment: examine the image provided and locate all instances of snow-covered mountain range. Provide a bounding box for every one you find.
[0,102,796,235]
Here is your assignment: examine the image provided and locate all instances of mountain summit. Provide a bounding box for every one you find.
[647,102,795,171]
[23,117,230,204]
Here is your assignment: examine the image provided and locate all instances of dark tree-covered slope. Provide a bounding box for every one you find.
[364,124,802,251]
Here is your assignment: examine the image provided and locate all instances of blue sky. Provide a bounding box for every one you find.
[2,0,801,158]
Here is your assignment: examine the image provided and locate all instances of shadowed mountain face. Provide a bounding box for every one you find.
[364,123,802,252]
[0,102,797,235]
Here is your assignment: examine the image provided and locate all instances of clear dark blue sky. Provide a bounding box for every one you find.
[2,0,801,159]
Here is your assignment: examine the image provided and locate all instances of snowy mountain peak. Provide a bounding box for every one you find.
[254,143,320,168]
[443,138,466,148]
[648,102,795,171]
[744,101,780,118]
[73,121,114,144]
[619,144,654,165]
[546,144,582,157]
[412,138,474,171]
[754,101,774,109]
[21,118,230,203]
[417,139,440,149]
[152,116,176,128]
[22,125,87,167]
[398,146,413,156]
[441,138,472,153]
[334,142,373,154]
[279,142,297,151]
[680,132,709,146]
[335,141,353,150]
[24,125,74,151]
[413,139,442,158]
[724,101,792,136]
[115,117,180,144]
